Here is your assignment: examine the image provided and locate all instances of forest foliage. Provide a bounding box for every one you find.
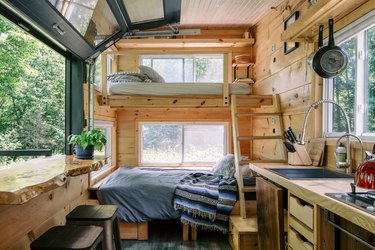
[333,26,375,133]
[0,16,65,166]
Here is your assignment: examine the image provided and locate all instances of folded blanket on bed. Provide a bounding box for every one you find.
[108,72,152,83]
[173,173,237,234]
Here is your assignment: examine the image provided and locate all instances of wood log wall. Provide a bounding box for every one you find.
[251,0,375,171]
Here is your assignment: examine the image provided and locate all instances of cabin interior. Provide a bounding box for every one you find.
[0,0,375,249]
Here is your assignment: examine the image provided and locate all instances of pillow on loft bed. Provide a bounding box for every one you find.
[212,154,235,178]
[138,65,165,83]
[107,72,152,83]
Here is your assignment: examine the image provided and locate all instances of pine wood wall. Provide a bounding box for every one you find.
[251,0,375,169]
[114,28,253,166]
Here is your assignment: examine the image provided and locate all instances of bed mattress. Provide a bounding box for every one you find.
[96,167,211,223]
[108,82,252,96]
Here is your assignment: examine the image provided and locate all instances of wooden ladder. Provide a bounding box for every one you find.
[231,94,287,219]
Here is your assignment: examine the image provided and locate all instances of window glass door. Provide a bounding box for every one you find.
[48,0,120,47]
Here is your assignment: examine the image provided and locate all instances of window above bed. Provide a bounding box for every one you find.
[140,54,224,83]
[139,122,228,166]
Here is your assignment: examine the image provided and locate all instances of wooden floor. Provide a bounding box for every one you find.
[121,220,231,250]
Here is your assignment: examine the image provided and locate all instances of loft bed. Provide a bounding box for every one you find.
[98,51,270,108]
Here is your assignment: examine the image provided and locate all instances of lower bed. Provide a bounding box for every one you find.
[96,167,211,223]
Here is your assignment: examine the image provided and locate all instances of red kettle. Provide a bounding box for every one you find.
[355,159,375,189]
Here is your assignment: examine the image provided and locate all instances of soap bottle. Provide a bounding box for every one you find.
[336,142,347,168]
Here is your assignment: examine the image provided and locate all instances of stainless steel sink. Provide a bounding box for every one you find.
[267,168,354,179]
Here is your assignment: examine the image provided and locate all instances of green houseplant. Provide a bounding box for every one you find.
[68,129,107,159]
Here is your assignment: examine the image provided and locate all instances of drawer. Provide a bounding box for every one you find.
[289,216,314,243]
[289,194,314,229]
[289,228,314,250]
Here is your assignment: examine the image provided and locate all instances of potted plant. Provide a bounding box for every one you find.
[68,129,107,159]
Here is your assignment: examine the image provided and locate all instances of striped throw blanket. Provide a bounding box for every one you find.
[173,173,237,234]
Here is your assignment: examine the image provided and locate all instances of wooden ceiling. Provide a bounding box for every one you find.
[180,0,284,28]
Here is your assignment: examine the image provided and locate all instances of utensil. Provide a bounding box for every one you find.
[311,19,348,78]
[308,24,324,68]
[286,130,296,143]
[283,142,296,152]
[288,127,298,143]
[283,131,294,143]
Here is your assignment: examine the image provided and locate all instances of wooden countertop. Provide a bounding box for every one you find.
[0,155,107,205]
[249,163,375,234]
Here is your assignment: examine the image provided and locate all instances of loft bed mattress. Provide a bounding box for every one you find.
[96,167,212,223]
[108,82,252,96]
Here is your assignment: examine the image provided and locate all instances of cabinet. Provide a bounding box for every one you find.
[256,177,285,250]
[288,193,315,249]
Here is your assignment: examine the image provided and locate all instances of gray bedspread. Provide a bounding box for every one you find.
[96,167,211,222]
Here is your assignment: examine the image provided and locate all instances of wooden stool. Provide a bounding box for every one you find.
[66,205,121,250]
[30,225,103,250]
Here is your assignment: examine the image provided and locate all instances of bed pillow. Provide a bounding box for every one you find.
[107,72,152,83]
[138,65,165,83]
[212,154,235,178]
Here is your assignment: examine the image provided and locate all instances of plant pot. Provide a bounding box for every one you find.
[74,145,95,160]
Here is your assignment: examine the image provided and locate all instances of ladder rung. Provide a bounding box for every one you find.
[241,186,256,193]
[240,159,288,164]
[237,135,284,140]
[236,112,281,117]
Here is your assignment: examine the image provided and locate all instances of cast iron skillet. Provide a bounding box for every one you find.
[311,19,348,78]
[308,24,324,68]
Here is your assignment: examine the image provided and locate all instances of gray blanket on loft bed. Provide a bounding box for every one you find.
[96,167,211,222]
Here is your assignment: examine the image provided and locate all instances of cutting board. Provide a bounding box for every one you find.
[306,138,326,166]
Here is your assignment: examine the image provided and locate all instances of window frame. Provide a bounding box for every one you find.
[138,121,229,167]
[89,120,116,186]
[323,9,375,140]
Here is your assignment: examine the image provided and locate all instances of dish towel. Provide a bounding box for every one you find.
[173,173,237,234]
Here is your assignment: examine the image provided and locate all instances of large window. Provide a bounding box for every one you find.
[140,122,227,165]
[0,15,65,167]
[324,11,375,139]
[140,54,224,83]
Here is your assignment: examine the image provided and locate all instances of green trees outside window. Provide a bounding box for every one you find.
[0,16,65,167]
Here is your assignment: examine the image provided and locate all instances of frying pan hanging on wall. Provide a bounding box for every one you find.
[310,19,348,78]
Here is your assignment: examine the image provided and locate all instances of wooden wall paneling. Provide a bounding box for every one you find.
[253,58,313,95]
[84,86,116,122]
[252,113,312,160]
[252,0,375,162]
[279,84,311,115]
[116,108,234,166]
[118,53,139,72]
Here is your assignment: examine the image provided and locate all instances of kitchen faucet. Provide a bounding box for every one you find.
[335,133,364,173]
[298,99,351,170]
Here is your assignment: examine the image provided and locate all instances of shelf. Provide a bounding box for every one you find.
[232,63,254,68]
[281,0,372,42]
[115,38,255,49]
[232,63,254,81]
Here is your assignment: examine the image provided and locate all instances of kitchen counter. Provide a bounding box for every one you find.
[249,163,375,234]
[0,155,107,205]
